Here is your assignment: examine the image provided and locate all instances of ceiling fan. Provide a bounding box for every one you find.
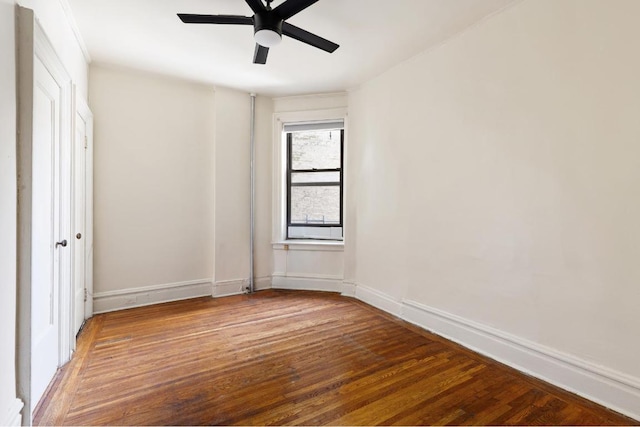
[178,0,339,64]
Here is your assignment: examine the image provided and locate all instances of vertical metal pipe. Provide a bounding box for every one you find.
[249,93,256,293]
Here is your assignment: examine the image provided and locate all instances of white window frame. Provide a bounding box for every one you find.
[272,108,347,246]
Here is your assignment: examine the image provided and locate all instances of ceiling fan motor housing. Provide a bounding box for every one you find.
[254,12,283,36]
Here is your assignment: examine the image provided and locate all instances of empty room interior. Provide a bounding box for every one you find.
[2,0,640,425]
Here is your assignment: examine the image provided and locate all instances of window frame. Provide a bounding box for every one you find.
[272,107,347,246]
[285,129,344,240]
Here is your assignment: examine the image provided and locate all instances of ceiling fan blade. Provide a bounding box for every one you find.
[245,0,266,15]
[253,44,269,64]
[177,14,253,25]
[282,22,339,53]
[274,0,320,20]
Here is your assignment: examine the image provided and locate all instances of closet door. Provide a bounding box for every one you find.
[30,52,68,406]
[72,93,94,338]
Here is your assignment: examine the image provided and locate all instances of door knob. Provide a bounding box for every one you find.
[55,239,67,248]
[76,233,82,239]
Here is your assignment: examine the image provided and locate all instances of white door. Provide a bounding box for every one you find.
[83,102,94,322]
[31,56,68,403]
[72,111,87,336]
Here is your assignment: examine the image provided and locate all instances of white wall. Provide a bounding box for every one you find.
[90,65,216,308]
[89,66,274,304]
[254,95,274,286]
[212,88,274,293]
[213,87,250,286]
[347,0,640,418]
[273,92,348,113]
[0,1,20,424]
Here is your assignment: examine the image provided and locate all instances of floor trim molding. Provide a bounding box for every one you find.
[401,298,640,421]
[213,277,272,298]
[93,279,212,313]
[89,277,640,421]
[341,281,357,297]
[272,273,342,293]
[355,283,403,316]
[1,398,24,427]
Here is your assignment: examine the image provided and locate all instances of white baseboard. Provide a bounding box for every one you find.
[272,273,342,293]
[337,282,640,421]
[354,283,403,316]
[1,398,24,427]
[254,276,272,292]
[213,277,272,298]
[93,279,212,313]
[341,281,357,297]
[401,299,640,421]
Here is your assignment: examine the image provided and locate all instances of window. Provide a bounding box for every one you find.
[285,121,344,240]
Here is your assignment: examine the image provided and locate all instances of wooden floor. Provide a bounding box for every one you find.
[34,290,637,426]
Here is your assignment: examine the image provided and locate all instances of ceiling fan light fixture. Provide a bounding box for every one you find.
[254,29,282,47]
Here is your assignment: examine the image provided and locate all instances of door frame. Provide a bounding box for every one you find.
[16,7,74,421]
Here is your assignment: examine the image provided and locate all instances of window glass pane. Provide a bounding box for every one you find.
[291,130,341,170]
[291,186,340,225]
[291,172,340,184]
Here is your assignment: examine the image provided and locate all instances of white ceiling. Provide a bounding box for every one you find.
[66,0,515,97]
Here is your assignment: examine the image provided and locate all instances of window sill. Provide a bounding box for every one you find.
[272,240,344,252]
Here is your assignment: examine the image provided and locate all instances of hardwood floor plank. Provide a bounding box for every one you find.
[34,314,105,425]
[383,373,506,425]
[34,290,638,426]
